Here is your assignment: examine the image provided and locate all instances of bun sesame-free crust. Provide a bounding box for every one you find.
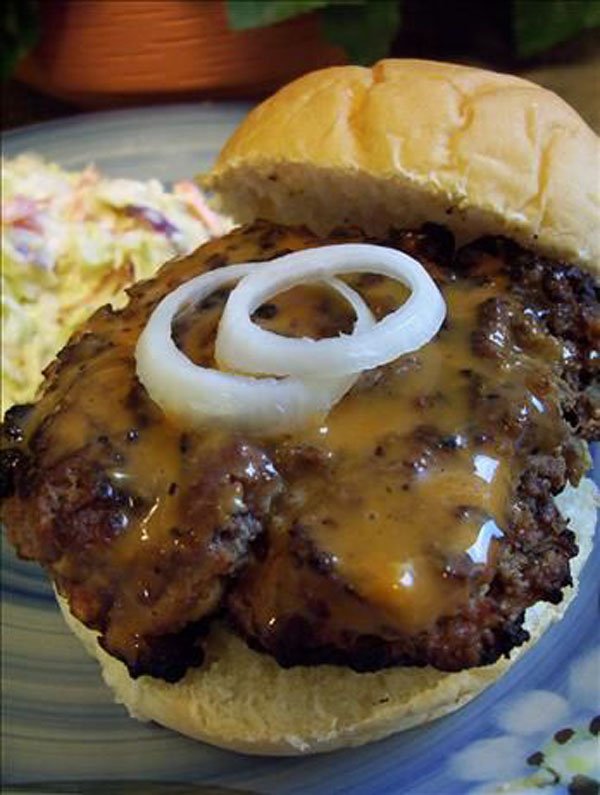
[58,479,596,756]
[206,60,599,273]
[55,61,599,755]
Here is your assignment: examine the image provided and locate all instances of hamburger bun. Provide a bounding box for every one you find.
[205,59,600,274]
[59,478,597,755]
[54,59,599,755]
[0,61,584,755]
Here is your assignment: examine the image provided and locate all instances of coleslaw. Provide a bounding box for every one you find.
[1,154,229,415]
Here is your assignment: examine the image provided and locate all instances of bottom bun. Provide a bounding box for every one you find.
[58,478,597,756]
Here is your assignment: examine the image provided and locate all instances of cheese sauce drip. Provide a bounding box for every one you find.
[2,223,577,674]
[284,282,524,631]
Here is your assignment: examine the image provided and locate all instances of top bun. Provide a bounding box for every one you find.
[206,59,599,273]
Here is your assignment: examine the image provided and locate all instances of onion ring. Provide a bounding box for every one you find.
[135,262,374,433]
[216,244,446,378]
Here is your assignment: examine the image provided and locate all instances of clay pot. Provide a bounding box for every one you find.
[16,0,345,107]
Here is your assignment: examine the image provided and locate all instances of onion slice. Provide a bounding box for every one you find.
[216,244,446,377]
[135,262,374,433]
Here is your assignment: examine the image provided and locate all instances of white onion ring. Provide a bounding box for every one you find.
[216,244,446,377]
[135,262,374,433]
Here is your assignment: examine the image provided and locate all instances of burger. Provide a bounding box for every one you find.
[1,59,598,755]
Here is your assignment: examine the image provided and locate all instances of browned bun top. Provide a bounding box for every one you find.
[206,59,599,273]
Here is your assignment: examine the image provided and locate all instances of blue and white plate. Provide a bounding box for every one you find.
[2,106,599,794]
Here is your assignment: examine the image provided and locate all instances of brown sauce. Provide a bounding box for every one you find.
[2,223,583,673]
[284,279,560,631]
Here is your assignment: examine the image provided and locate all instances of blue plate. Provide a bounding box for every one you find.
[2,106,599,794]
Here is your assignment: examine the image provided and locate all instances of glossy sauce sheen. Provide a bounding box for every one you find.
[291,282,522,631]
[5,226,568,663]
[175,268,561,633]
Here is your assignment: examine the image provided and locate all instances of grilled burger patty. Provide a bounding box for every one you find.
[1,221,598,682]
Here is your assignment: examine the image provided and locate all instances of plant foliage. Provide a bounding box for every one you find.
[2,0,599,81]
[513,0,600,56]
[2,0,39,81]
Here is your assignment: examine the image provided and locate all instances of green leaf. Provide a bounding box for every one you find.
[226,0,348,31]
[224,0,401,64]
[1,0,39,81]
[513,0,600,57]
[322,0,401,64]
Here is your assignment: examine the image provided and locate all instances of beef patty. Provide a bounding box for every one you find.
[1,221,598,681]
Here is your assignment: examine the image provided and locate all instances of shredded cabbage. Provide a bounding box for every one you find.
[1,154,229,415]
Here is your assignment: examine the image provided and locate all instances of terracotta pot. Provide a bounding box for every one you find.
[16,0,345,107]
